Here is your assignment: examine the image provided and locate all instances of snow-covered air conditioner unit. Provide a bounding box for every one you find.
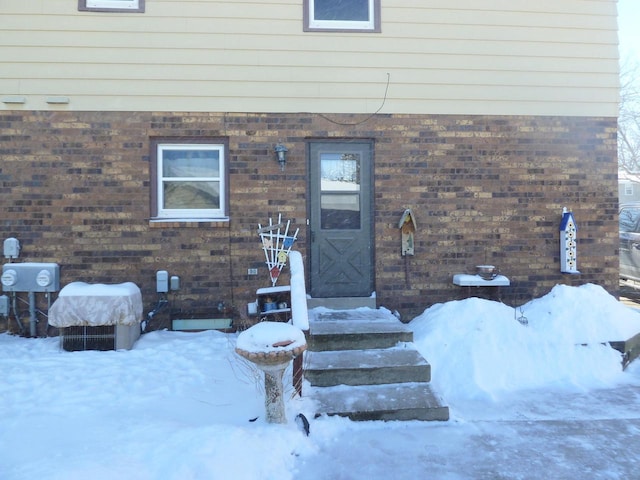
[49,282,142,351]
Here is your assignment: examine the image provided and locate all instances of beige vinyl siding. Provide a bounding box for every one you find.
[0,0,619,116]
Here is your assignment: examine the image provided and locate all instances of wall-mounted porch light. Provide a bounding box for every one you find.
[274,143,288,171]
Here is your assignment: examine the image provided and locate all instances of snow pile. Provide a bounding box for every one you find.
[2,283,640,479]
[0,330,315,480]
[411,283,640,402]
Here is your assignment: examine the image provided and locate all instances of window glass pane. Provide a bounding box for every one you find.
[86,0,140,9]
[620,208,640,232]
[321,193,360,229]
[320,152,361,228]
[162,149,220,178]
[320,153,360,192]
[314,0,369,21]
[156,142,225,219]
[320,194,360,230]
[163,181,220,210]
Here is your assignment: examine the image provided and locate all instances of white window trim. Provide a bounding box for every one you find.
[156,144,226,220]
[307,0,377,31]
[80,0,144,12]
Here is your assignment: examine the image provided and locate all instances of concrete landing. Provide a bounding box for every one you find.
[308,309,413,351]
[307,297,377,310]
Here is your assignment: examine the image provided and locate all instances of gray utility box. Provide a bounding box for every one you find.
[0,295,9,316]
[1,263,60,292]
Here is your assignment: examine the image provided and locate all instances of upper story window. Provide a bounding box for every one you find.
[78,0,145,12]
[151,141,228,221]
[304,0,381,32]
[625,183,634,196]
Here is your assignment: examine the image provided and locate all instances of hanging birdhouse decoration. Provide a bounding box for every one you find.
[258,214,299,286]
[559,207,579,274]
[398,208,417,256]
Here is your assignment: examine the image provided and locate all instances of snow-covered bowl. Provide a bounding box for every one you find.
[235,322,307,423]
[235,322,307,368]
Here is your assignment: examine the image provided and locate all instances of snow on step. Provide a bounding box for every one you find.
[310,382,450,422]
[308,310,413,351]
[306,345,428,370]
[304,345,432,386]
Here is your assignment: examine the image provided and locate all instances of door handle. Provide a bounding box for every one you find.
[310,230,315,243]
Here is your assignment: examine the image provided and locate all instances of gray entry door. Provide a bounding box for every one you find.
[308,141,374,298]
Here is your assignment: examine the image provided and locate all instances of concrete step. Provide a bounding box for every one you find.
[308,309,412,351]
[309,382,450,422]
[304,307,449,422]
[307,297,376,310]
[304,345,431,387]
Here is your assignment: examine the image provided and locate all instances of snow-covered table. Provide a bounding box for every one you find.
[452,274,510,300]
[49,282,143,350]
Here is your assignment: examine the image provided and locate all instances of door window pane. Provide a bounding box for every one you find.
[320,152,361,229]
[321,193,360,229]
[320,153,360,192]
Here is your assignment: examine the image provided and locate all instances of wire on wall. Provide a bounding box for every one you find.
[316,73,391,126]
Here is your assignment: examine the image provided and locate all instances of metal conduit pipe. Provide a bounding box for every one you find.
[142,294,169,333]
[11,292,24,334]
[29,291,37,337]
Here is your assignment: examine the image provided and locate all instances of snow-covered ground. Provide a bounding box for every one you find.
[2,283,640,479]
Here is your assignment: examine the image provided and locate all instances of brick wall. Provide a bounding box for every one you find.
[0,111,618,333]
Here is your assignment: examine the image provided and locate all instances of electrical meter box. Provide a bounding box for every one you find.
[1,263,60,292]
[156,270,169,293]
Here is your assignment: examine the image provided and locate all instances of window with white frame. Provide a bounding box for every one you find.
[79,0,144,12]
[304,0,380,32]
[625,183,634,196]
[153,143,227,220]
